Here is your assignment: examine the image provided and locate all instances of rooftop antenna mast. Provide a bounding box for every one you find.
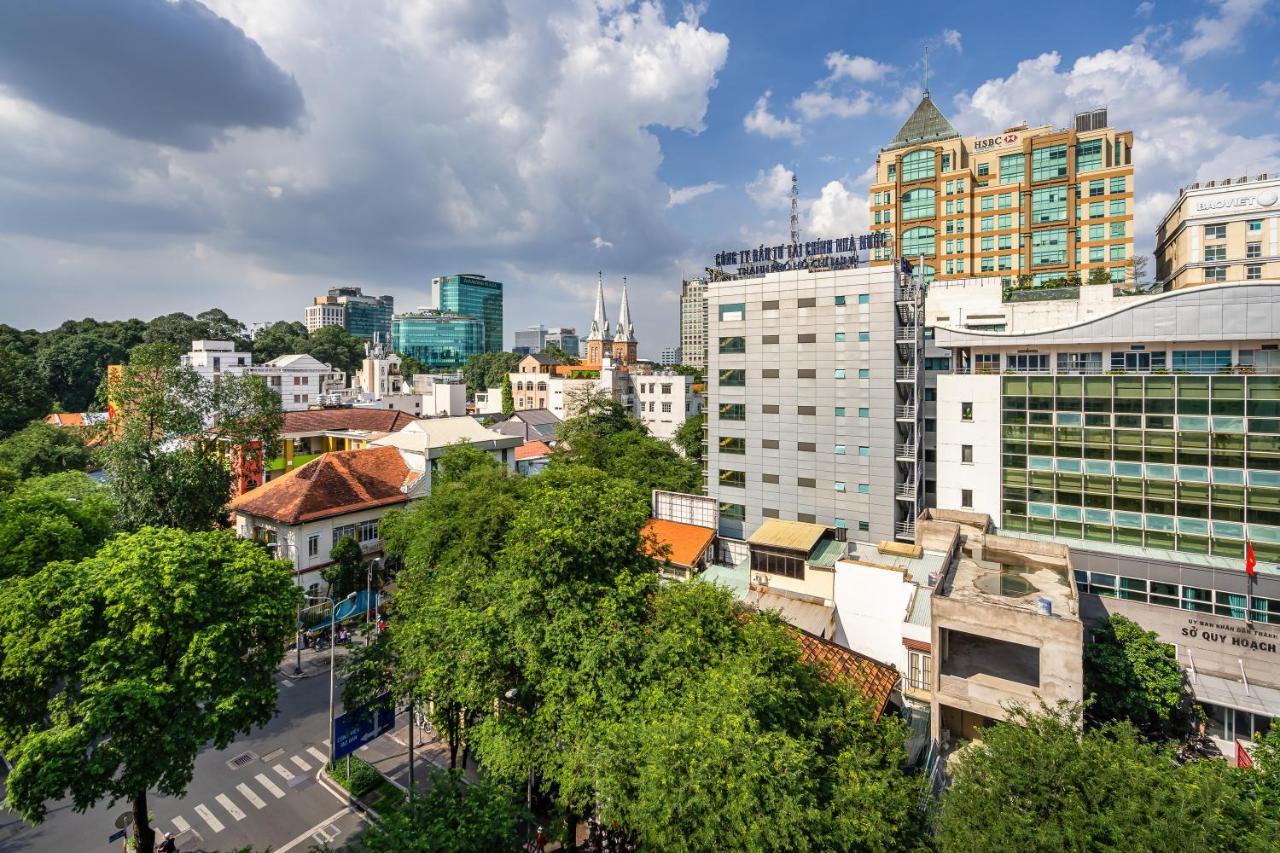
[922,47,930,95]
[789,168,800,246]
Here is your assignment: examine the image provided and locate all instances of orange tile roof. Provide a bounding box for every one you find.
[642,519,716,569]
[229,445,417,524]
[45,413,86,426]
[280,408,420,435]
[792,629,899,720]
[514,440,552,461]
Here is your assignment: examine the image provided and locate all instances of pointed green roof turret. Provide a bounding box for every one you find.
[884,92,959,152]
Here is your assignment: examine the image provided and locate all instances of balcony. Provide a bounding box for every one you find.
[894,443,917,461]
[895,366,918,381]
[894,520,916,539]
[895,404,916,420]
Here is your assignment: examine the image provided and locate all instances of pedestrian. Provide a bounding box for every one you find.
[157,831,178,852]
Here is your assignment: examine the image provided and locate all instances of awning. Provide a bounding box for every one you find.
[1191,670,1280,718]
[300,590,376,632]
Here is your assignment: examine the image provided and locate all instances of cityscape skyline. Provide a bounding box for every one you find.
[2,1,1278,352]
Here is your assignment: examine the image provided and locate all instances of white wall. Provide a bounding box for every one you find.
[833,560,915,671]
[630,373,698,439]
[935,374,1001,518]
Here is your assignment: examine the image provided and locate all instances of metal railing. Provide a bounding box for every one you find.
[895,366,918,380]
[895,520,916,538]
[895,405,917,419]
[894,444,917,460]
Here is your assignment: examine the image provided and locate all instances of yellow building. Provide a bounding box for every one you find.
[1155,173,1280,289]
[869,94,1134,288]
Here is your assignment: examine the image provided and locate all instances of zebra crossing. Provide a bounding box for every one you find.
[159,741,330,842]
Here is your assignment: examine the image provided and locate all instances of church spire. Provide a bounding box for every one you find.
[614,276,635,343]
[587,271,610,342]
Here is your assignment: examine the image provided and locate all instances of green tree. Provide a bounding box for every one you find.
[539,342,578,365]
[348,769,521,853]
[500,375,514,417]
[0,528,299,853]
[306,325,367,376]
[1085,614,1190,737]
[0,349,52,438]
[0,420,93,478]
[672,410,705,463]
[397,353,431,377]
[325,535,364,600]
[251,321,310,363]
[210,372,285,485]
[1088,267,1112,285]
[0,472,117,579]
[142,311,206,348]
[461,352,522,393]
[1249,727,1280,809]
[937,701,1278,852]
[37,331,129,412]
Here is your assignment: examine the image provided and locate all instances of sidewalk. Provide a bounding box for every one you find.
[358,719,482,792]
[278,643,351,679]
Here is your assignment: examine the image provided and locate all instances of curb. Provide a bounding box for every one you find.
[316,766,384,822]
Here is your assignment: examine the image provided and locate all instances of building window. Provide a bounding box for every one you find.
[1110,176,1126,193]
[798,369,816,379]
[835,295,846,306]
[999,152,1024,184]
[333,524,356,546]
[1031,229,1067,267]
[907,650,932,690]
[1247,264,1262,280]
[834,369,846,379]
[719,502,745,521]
[859,446,870,456]
[1247,219,1262,232]
[1204,224,1227,241]
[307,534,320,558]
[835,481,846,493]
[1204,245,1227,262]
[718,369,746,386]
[751,548,805,581]
[719,336,746,354]
[762,369,780,379]
[961,444,973,464]
[718,469,746,488]
[961,401,973,421]
[798,477,816,488]
[1087,179,1105,197]
[358,518,379,542]
[798,442,816,452]
[1110,245,1126,261]
[857,331,870,342]
[1247,242,1262,259]
[1031,186,1068,223]
[1076,139,1103,172]
[902,188,936,220]
[1204,266,1229,283]
[961,489,973,508]
[661,402,672,413]
[902,226,936,257]
[1171,350,1231,374]
[835,332,846,342]
[1031,144,1068,181]
[858,407,869,417]
[901,149,935,182]
[719,436,746,454]
[1111,222,1126,238]
[856,368,869,379]
[835,444,846,455]
[835,406,846,416]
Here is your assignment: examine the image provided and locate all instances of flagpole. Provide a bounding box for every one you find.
[1246,540,1255,624]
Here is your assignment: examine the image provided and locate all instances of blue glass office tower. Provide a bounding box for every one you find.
[432,274,504,353]
[392,311,486,370]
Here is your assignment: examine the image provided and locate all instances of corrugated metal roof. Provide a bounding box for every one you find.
[747,519,828,553]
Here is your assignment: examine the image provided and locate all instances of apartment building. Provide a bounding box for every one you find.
[180,341,346,413]
[1156,173,1280,289]
[703,264,921,542]
[304,286,394,339]
[869,96,1134,289]
[680,277,709,369]
[928,278,1280,755]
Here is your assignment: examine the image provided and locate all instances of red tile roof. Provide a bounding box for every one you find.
[793,629,899,720]
[45,413,86,426]
[642,519,716,569]
[229,445,417,524]
[514,440,552,461]
[280,408,420,435]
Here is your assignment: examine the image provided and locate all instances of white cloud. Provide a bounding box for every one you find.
[743,90,801,141]
[1135,1,1156,16]
[0,0,731,348]
[824,52,894,83]
[1181,0,1268,61]
[667,181,724,207]
[746,164,793,209]
[806,180,868,236]
[954,41,1280,257]
[940,29,963,52]
[792,90,874,121]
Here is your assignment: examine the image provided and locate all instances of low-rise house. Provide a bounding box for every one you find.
[514,440,553,476]
[744,519,843,641]
[368,417,520,474]
[228,445,428,595]
[181,340,346,412]
[270,408,421,481]
[642,518,716,580]
[492,409,562,443]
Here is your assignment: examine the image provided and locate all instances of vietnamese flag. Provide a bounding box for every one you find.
[1246,540,1257,578]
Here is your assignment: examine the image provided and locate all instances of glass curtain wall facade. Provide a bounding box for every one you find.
[434,275,504,353]
[999,373,1280,569]
[392,313,485,370]
[344,296,394,340]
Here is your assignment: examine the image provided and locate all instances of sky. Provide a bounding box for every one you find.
[1,0,1278,355]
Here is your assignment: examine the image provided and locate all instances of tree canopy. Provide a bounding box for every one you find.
[0,420,94,478]
[0,528,298,852]
[461,351,523,392]
[0,472,117,580]
[1085,613,1191,737]
[673,410,705,463]
[0,349,52,438]
[348,769,521,853]
[937,702,1279,852]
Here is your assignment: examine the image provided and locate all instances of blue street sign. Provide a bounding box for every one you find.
[108,829,127,843]
[332,692,395,760]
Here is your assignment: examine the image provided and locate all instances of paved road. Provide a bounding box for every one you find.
[0,658,369,852]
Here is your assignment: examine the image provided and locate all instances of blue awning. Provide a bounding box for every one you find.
[300,590,375,631]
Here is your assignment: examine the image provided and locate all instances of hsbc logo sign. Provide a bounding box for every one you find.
[972,132,1020,152]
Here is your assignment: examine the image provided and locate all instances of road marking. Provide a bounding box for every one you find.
[193,803,224,834]
[255,773,286,799]
[171,816,191,834]
[276,807,366,853]
[307,746,329,765]
[215,793,246,822]
[280,678,294,688]
[273,763,296,782]
[290,754,312,772]
[236,782,267,809]
[322,738,330,747]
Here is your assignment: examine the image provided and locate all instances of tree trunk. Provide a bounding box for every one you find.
[447,702,459,769]
[564,808,578,852]
[460,709,473,771]
[132,790,154,853]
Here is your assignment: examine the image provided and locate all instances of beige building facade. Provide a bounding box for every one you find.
[869,97,1134,288]
[1156,173,1280,289]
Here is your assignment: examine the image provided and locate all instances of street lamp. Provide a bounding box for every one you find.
[303,591,356,768]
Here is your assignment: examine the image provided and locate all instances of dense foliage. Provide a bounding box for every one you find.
[937,702,1279,852]
[349,770,522,853]
[672,410,705,462]
[461,351,523,392]
[1085,614,1192,737]
[0,473,117,580]
[0,528,299,852]
[373,446,924,850]
[0,421,94,478]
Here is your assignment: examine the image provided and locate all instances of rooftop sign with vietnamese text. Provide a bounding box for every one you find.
[710,233,888,280]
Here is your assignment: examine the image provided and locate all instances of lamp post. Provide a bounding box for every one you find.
[304,591,355,768]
